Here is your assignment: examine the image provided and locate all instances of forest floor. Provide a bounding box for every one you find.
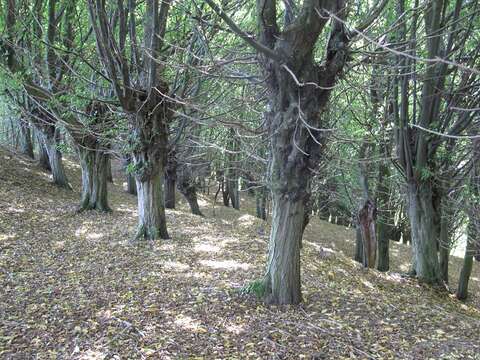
[1,146,480,359]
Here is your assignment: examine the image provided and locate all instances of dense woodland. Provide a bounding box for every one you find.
[1,0,480,357]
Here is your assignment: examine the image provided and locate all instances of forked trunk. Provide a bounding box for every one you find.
[407,182,441,285]
[135,170,169,240]
[43,133,71,189]
[78,146,110,212]
[263,193,304,305]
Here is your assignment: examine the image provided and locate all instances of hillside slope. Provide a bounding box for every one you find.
[1,147,479,359]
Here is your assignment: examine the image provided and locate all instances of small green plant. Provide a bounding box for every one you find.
[241,279,265,298]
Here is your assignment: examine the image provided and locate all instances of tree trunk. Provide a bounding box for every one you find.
[438,208,451,284]
[135,170,169,240]
[354,226,364,264]
[106,155,113,183]
[177,167,203,217]
[222,176,230,207]
[42,130,71,189]
[164,150,177,209]
[263,193,304,305]
[407,181,441,285]
[358,199,377,268]
[78,146,110,212]
[36,130,51,171]
[376,156,391,272]
[178,182,203,217]
[130,94,170,241]
[123,156,137,195]
[456,223,476,301]
[18,120,34,158]
[256,186,267,220]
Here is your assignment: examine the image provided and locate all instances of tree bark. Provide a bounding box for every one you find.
[41,129,71,189]
[164,150,177,209]
[78,146,111,212]
[438,206,452,284]
[106,155,113,183]
[407,181,441,285]
[456,223,476,301]
[18,119,34,158]
[130,91,170,241]
[36,130,51,171]
[376,151,392,272]
[177,166,203,217]
[123,155,137,195]
[264,192,304,305]
[135,170,169,240]
[256,186,267,220]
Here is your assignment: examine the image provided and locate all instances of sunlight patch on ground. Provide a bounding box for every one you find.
[174,314,204,332]
[225,323,245,335]
[6,206,25,213]
[194,243,221,253]
[0,233,16,241]
[199,259,251,270]
[86,232,104,240]
[163,260,190,271]
[77,349,108,359]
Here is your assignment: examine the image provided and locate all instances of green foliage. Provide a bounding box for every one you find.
[241,279,266,298]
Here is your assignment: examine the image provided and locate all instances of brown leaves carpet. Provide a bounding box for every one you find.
[1,147,479,359]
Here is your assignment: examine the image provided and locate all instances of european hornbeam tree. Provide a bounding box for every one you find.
[205,0,388,304]
[88,0,173,240]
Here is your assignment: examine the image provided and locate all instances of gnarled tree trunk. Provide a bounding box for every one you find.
[78,145,110,212]
[130,89,170,241]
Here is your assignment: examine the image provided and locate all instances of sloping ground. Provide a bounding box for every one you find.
[1,147,479,359]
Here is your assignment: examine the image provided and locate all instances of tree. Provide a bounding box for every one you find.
[88,0,173,240]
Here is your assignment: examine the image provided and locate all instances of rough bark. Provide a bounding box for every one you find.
[456,223,476,301]
[135,171,169,240]
[255,186,267,220]
[123,155,137,195]
[358,199,377,268]
[165,149,177,209]
[438,206,452,283]
[407,181,441,285]
[78,146,111,212]
[376,150,392,272]
[177,166,203,217]
[40,128,71,189]
[18,119,34,158]
[130,87,171,241]
[106,155,113,183]
[226,129,240,210]
[264,193,304,305]
[36,130,51,171]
